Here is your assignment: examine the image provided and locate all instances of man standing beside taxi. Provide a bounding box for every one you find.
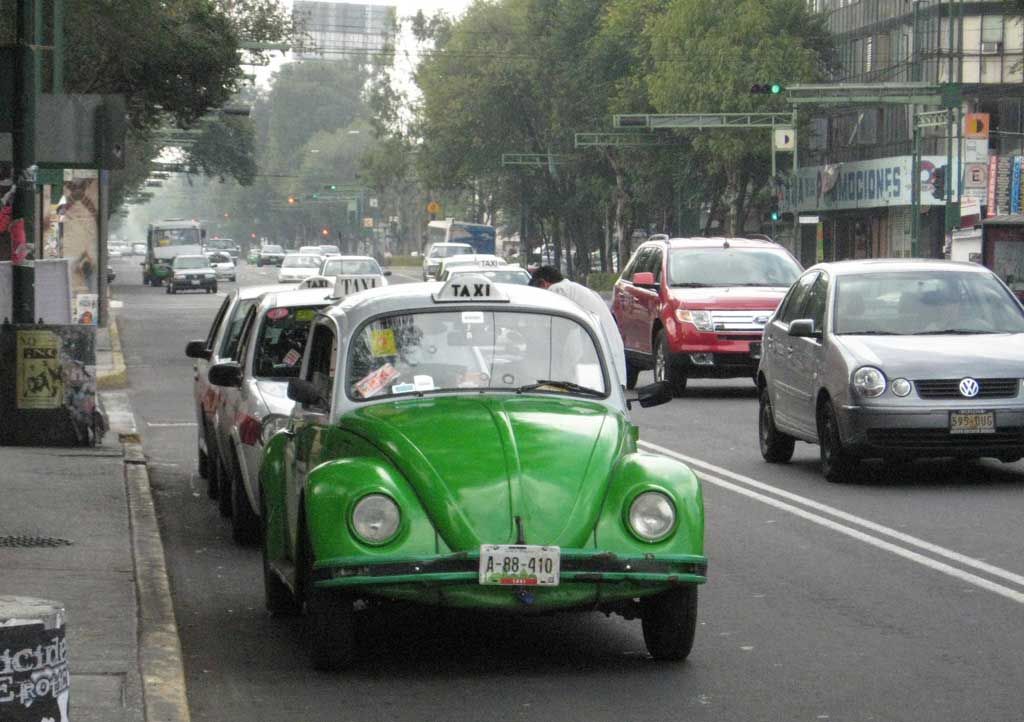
[532,265,627,386]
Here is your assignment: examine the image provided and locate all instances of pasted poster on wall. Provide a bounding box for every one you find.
[15,329,63,409]
[60,171,100,325]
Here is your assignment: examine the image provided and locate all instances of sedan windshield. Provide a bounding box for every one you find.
[668,249,800,287]
[173,256,210,269]
[347,310,606,400]
[253,306,324,378]
[835,271,1024,335]
[430,245,473,259]
[451,269,531,285]
[262,245,284,254]
[282,255,321,268]
[321,258,382,276]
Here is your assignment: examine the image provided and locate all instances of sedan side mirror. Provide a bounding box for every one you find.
[185,340,211,360]
[287,378,323,407]
[383,270,392,276]
[634,380,673,408]
[208,362,242,388]
[788,319,819,338]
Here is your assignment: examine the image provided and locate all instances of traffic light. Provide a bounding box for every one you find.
[750,83,784,95]
[932,166,946,200]
[321,227,330,237]
[287,195,298,205]
[325,184,338,191]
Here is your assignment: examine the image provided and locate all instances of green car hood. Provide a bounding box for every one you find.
[340,395,630,551]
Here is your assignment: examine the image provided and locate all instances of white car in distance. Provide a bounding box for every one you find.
[206,251,237,282]
[278,253,323,283]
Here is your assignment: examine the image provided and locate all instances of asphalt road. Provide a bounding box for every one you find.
[110,254,1024,722]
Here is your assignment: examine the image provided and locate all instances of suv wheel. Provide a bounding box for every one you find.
[818,400,857,482]
[624,357,640,390]
[654,331,687,396]
[759,389,795,463]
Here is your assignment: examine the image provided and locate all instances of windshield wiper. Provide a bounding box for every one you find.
[909,329,998,335]
[516,380,605,398]
[670,282,710,288]
[837,330,905,335]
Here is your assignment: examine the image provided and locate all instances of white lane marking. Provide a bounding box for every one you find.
[147,422,198,428]
[639,440,1024,604]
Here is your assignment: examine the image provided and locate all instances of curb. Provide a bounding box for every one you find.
[123,439,191,722]
[98,315,128,390]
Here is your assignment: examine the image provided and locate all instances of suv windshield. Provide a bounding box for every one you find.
[347,310,606,400]
[153,228,201,246]
[835,271,1024,335]
[668,248,800,287]
[173,256,210,269]
[429,244,473,259]
[262,245,284,254]
[322,258,381,275]
[253,306,324,378]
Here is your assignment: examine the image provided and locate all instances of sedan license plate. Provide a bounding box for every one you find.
[950,410,995,434]
[749,342,762,360]
[479,545,559,586]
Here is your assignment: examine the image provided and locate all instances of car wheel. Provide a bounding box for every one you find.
[818,400,857,483]
[759,389,795,463]
[212,284,218,294]
[641,586,698,661]
[624,356,640,390]
[654,330,687,396]
[260,493,301,617]
[230,276,236,282]
[197,436,209,480]
[165,284,171,294]
[204,426,220,499]
[231,451,260,546]
[306,533,355,671]
[217,453,233,518]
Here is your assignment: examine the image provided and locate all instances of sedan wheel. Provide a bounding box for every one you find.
[230,452,260,546]
[260,494,301,617]
[818,400,858,483]
[654,331,687,396]
[304,532,355,671]
[624,357,640,390]
[217,454,233,518]
[759,389,795,463]
[641,586,698,661]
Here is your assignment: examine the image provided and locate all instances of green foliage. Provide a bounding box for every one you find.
[585,271,619,293]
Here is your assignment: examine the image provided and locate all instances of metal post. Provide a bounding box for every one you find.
[11,0,38,323]
[912,1,921,82]
[53,0,64,92]
[770,130,777,240]
[32,0,43,92]
[911,125,921,257]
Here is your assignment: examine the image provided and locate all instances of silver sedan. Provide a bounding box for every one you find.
[757,259,1024,481]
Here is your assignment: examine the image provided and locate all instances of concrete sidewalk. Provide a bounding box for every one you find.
[0,311,189,722]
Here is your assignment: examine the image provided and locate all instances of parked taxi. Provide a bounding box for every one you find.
[259,275,707,669]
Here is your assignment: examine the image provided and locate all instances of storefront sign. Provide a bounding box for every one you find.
[987,155,998,217]
[1012,157,1022,215]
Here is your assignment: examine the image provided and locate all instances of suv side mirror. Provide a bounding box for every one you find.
[185,340,211,360]
[383,270,392,276]
[788,319,819,338]
[634,380,673,408]
[287,378,323,406]
[208,362,242,388]
[632,271,657,287]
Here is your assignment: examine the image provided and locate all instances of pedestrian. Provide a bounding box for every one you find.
[532,265,627,386]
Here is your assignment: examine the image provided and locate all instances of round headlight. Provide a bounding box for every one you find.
[852,366,886,398]
[351,494,400,544]
[628,491,676,542]
[891,378,912,397]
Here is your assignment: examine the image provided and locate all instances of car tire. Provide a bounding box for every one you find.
[230,451,260,546]
[641,586,698,662]
[653,330,687,396]
[759,389,795,463]
[818,400,857,483]
[166,284,172,294]
[204,426,220,499]
[197,436,209,480]
[624,356,640,390]
[260,493,302,617]
[306,548,355,671]
[230,276,236,282]
[212,283,218,294]
[217,454,233,518]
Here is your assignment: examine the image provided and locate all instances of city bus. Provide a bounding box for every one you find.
[426,219,496,256]
[143,219,206,285]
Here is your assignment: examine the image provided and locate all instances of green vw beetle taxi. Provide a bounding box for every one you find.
[259,275,708,669]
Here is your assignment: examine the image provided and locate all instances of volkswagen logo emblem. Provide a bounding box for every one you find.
[959,378,980,398]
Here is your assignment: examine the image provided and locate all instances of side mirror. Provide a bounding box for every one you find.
[635,380,673,408]
[208,362,242,388]
[185,340,211,360]
[383,270,392,276]
[287,378,323,406]
[632,271,657,287]
[788,319,819,338]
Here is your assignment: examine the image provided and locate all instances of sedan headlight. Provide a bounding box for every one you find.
[260,415,291,445]
[676,309,714,332]
[628,491,676,542]
[351,494,400,544]
[852,366,886,398]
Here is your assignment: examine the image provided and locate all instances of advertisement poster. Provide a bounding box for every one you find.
[16,329,63,409]
[60,171,99,323]
[0,621,71,722]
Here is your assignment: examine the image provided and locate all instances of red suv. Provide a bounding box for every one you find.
[612,237,802,394]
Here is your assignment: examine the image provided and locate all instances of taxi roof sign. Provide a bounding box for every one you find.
[331,274,381,299]
[432,274,510,303]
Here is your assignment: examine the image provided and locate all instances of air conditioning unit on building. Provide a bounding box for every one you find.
[980,41,1002,55]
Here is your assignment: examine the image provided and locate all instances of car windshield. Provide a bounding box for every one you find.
[153,228,201,246]
[253,306,324,378]
[263,245,284,254]
[207,253,231,263]
[668,248,801,287]
[207,239,233,249]
[321,258,382,276]
[283,255,320,268]
[173,256,210,269]
[452,269,531,285]
[834,270,1024,335]
[430,245,473,259]
[347,310,607,400]
[320,245,340,255]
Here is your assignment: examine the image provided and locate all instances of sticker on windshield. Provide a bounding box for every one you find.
[267,308,289,320]
[392,382,417,394]
[370,329,397,356]
[355,363,400,398]
[294,308,316,322]
[283,349,301,367]
[461,311,484,325]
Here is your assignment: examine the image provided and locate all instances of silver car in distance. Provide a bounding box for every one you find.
[757,259,1024,482]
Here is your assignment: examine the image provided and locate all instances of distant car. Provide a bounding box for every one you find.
[319,245,341,257]
[278,253,322,283]
[206,251,237,282]
[436,254,505,280]
[108,242,129,258]
[298,245,324,258]
[258,244,286,267]
[422,242,474,280]
[132,242,147,256]
[444,265,532,285]
[206,237,241,260]
[318,255,390,287]
[758,259,1024,482]
[167,255,218,294]
[612,236,802,393]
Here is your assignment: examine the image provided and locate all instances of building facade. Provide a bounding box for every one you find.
[293,1,396,60]
[785,0,1024,265]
